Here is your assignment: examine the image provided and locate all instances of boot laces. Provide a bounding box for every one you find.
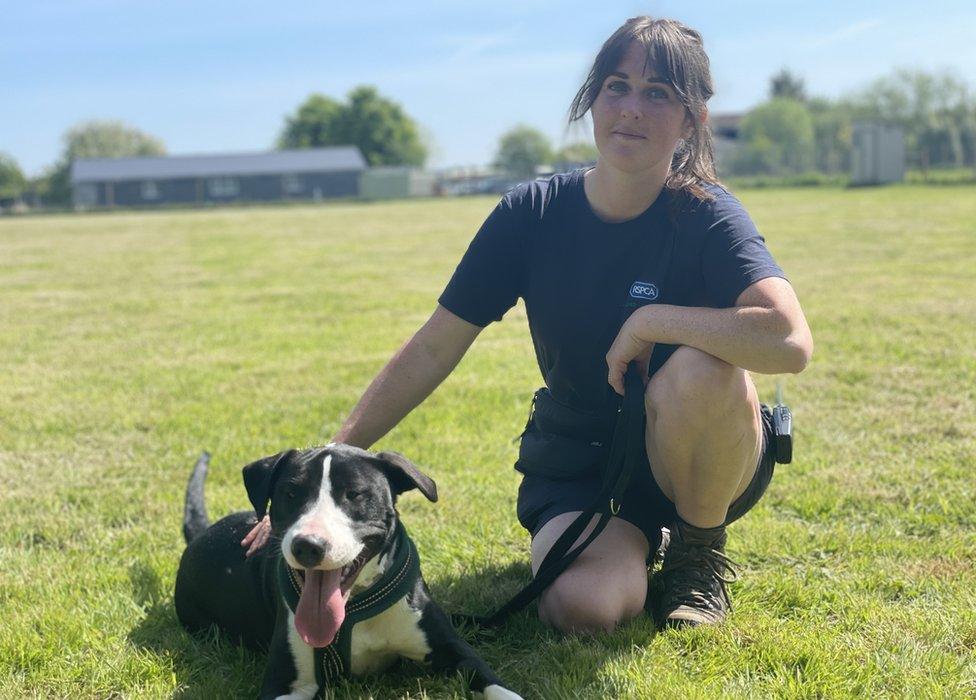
[660,540,737,611]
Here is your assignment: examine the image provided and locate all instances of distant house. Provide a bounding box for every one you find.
[709,112,744,176]
[710,112,743,140]
[70,146,367,209]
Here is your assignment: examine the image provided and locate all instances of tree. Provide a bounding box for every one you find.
[44,120,166,205]
[277,93,344,149]
[335,86,426,166]
[769,69,807,102]
[62,120,165,161]
[843,68,976,169]
[554,141,598,165]
[278,87,426,167]
[733,99,815,175]
[0,153,27,200]
[807,97,852,173]
[494,125,553,179]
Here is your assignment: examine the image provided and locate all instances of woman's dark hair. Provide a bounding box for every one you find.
[568,16,720,202]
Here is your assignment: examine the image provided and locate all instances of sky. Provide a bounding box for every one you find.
[3,0,975,177]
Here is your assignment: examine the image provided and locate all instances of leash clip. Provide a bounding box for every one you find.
[609,498,620,515]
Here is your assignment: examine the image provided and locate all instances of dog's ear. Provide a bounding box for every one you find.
[372,451,438,503]
[242,449,296,518]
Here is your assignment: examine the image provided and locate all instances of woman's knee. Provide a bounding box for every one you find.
[538,564,646,635]
[646,346,752,419]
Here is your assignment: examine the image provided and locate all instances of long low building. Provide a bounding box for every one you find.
[71,146,367,208]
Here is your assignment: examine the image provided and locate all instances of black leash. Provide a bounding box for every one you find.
[465,363,646,629]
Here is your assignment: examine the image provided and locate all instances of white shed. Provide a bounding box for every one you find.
[852,123,905,185]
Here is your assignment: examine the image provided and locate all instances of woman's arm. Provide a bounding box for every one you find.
[241,304,482,554]
[333,304,483,449]
[606,277,813,394]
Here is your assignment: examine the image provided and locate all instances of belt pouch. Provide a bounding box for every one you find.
[515,389,611,480]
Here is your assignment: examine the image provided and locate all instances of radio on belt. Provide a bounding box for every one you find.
[771,403,793,464]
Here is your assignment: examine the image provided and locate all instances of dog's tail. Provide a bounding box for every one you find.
[182,451,212,544]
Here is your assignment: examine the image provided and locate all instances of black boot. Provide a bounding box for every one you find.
[656,518,736,628]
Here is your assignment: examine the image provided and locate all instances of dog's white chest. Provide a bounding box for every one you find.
[348,595,431,676]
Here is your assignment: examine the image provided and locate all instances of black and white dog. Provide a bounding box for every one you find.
[175,444,520,699]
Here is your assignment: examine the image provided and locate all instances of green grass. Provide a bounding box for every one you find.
[1,186,974,698]
[904,168,976,186]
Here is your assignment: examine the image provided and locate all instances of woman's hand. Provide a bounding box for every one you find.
[606,306,656,395]
[241,514,271,557]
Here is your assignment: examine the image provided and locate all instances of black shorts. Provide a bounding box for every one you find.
[515,403,777,552]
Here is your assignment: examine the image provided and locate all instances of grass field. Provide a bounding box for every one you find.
[1,185,974,699]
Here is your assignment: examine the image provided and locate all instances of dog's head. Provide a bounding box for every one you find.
[241,444,436,647]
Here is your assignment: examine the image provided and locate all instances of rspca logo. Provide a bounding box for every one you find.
[629,281,659,301]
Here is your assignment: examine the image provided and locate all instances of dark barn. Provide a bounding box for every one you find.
[70,147,367,209]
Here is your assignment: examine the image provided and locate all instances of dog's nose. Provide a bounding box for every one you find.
[291,535,329,568]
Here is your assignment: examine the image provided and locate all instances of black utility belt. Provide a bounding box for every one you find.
[515,388,794,479]
[514,389,618,481]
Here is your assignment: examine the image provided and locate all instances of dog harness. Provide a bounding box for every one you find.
[277,521,421,688]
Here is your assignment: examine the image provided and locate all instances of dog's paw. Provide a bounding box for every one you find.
[273,685,318,700]
[478,685,523,700]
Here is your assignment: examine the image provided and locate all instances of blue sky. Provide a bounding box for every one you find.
[3,0,975,176]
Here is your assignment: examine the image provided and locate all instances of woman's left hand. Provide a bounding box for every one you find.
[606,307,655,395]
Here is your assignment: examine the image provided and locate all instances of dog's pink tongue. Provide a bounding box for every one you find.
[294,568,345,647]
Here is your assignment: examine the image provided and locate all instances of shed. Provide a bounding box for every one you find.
[70,147,367,208]
[852,123,905,185]
[359,166,437,200]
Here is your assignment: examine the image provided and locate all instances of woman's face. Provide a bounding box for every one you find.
[590,42,691,176]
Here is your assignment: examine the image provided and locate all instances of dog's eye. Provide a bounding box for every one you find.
[346,489,365,502]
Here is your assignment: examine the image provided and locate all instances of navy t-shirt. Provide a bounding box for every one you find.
[438,168,786,411]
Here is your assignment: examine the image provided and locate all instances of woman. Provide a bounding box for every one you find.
[244,16,813,635]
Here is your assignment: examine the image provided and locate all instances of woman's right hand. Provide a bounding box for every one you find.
[235,306,479,559]
[241,514,271,557]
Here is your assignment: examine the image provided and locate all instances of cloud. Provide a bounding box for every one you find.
[440,25,522,62]
[802,18,883,49]
[373,47,591,88]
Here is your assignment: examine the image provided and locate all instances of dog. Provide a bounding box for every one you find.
[175,444,521,699]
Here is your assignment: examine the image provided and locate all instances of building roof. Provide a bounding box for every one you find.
[71,146,367,183]
[710,112,744,139]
